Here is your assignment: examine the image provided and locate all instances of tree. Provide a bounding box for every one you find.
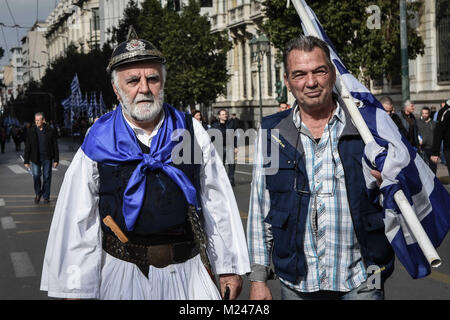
[262,0,425,85]
[159,0,231,109]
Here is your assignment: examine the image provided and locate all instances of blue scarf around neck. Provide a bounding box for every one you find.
[81,103,198,231]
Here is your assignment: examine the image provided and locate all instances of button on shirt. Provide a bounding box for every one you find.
[247,103,367,293]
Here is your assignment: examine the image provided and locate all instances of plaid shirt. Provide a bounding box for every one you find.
[247,103,367,292]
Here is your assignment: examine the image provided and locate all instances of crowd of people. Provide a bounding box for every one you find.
[0,118,32,153]
[380,96,450,175]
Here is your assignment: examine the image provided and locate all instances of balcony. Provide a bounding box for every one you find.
[227,4,251,29]
[249,1,264,20]
[210,13,227,32]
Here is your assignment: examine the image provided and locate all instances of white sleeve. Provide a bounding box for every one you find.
[192,120,251,275]
[40,148,102,299]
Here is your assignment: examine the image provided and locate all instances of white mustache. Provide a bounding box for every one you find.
[134,94,154,104]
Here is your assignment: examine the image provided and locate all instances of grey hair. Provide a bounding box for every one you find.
[403,99,412,108]
[283,35,334,73]
[34,112,45,119]
[379,96,393,105]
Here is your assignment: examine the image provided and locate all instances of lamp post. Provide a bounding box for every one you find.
[249,33,270,125]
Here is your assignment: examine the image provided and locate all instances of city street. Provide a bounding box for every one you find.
[0,137,449,300]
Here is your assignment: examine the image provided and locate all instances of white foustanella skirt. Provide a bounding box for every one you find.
[99,251,221,300]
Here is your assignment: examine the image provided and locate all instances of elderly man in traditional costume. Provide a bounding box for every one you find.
[40,30,250,300]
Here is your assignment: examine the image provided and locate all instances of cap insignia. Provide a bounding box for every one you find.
[126,39,146,52]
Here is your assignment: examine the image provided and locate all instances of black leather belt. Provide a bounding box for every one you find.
[102,233,199,276]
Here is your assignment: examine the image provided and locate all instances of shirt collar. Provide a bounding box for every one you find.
[292,100,345,132]
[122,108,165,147]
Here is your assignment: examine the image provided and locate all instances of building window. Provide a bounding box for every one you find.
[200,0,213,7]
[92,8,100,31]
[168,0,181,11]
[437,0,450,82]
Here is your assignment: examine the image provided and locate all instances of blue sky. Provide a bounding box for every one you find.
[0,0,57,67]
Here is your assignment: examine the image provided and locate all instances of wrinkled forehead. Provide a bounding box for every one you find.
[116,61,163,78]
[286,47,334,72]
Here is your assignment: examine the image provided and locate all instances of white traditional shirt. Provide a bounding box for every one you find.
[40,112,250,299]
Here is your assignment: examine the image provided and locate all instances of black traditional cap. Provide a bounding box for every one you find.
[106,26,166,73]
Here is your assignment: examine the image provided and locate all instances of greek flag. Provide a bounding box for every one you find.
[84,92,92,118]
[70,73,81,97]
[89,92,95,118]
[61,96,71,128]
[291,0,450,279]
[93,91,99,118]
[99,91,107,116]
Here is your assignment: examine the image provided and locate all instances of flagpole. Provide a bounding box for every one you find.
[290,0,441,268]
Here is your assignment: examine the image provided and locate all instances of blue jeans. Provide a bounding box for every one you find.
[280,280,384,300]
[31,160,52,200]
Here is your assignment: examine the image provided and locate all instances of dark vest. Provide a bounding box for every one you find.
[262,107,395,284]
[97,114,202,245]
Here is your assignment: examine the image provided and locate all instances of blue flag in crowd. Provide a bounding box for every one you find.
[93,91,99,118]
[99,91,107,116]
[292,0,450,279]
[86,92,93,119]
[61,96,71,128]
[71,73,81,97]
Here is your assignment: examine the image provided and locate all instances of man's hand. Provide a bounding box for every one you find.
[370,170,382,187]
[249,281,272,300]
[219,274,242,300]
[53,162,58,168]
[430,156,440,164]
[24,163,30,169]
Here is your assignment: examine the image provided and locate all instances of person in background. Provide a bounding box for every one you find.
[431,100,450,176]
[417,106,437,173]
[397,99,419,148]
[191,109,208,130]
[379,96,407,138]
[278,103,291,112]
[211,109,238,187]
[0,125,6,153]
[23,112,59,204]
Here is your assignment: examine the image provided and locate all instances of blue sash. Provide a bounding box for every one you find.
[81,103,198,231]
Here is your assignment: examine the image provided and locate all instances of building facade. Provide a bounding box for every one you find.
[100,0,214,47]
[45,0,100,62]
[21,21,49,84]
[99,0,144,46]
[10,48,24,100]
[209,0,281,128]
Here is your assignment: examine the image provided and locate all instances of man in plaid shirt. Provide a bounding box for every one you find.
[247,35,394,300]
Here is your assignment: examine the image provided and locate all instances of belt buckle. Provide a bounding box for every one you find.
[147,244,173,268]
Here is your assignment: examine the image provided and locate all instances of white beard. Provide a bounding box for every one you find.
[119,88,164,122]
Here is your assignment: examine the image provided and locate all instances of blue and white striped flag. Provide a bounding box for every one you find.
[89,92,95,118]
[70,74,83,118]
[84,92,91,118]
[292,0,450,279]
[99,91,107,116]
[61,96,71,128]
[93,91,99,118]
[70,73,81,97]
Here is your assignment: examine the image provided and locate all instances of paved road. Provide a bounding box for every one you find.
[0,138,449,300]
